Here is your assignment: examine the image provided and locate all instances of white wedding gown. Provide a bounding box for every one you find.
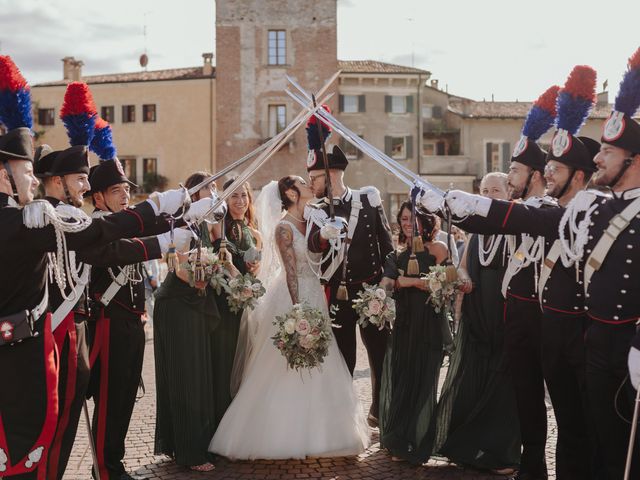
[209,220,370,460]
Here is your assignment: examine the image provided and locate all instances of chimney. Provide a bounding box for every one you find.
[202,52,214,76]
[430,79,439,90]
[61,56,83,82]
[597,90,608,106]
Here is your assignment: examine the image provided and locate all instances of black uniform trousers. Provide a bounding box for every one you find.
[329,282,388,419]
[87,309,145,480]
[503,296,548,478]
[584,321,640,480]
[540,310,592,479]
[46,314,91,480]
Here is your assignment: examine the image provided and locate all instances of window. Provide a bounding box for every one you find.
[143,158,157,176]
[385,135,414,160]
[385,95,414,114]
[101,106,114,123]
[38,108,55,126]
[122,105,135,123]
[268,30,286,65]
[339,94,365,113]
[422,104,442,119]
[423,141,436,156]
[268,104,286,137]
[120,157,137,185]
[485,141,511,173]
[143,104,156,122]
[339,135,363,160]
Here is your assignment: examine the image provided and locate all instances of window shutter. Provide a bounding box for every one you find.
[406,136,414,159]
[502,142,511,171]
[406,95,414,113]
[436,141,446,155]
[385,96,392,113]
[485,142,493,172]
[358,94,366,113]
[338,95,344,113]
[432,106,443,118]
[384,136,392,155]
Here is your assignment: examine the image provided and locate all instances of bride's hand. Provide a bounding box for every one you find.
[225,261,241,278]
[245,260,260,275]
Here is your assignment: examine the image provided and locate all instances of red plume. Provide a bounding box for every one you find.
[59,82,98,118]
[629,47,640,70]
[0,56,29,92]
[534,85,560,116]
[562,65,597,102]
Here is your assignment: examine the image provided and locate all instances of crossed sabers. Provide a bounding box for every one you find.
[185,71,444,228]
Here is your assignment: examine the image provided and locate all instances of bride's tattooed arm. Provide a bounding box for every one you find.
[276,223,299,304]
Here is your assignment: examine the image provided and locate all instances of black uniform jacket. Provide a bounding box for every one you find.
[307,188,394,288]
[0,193,168,318]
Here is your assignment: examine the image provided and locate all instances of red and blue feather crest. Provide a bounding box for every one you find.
[522,85,560,141]
[90,117,117,161]
[306,104,332,151]
[60,82,98,146]
[556,65,597,135]
[0,56,33,130]
[614,47,640,117]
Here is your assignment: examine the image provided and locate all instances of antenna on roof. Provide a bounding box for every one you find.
[139,10,151,70]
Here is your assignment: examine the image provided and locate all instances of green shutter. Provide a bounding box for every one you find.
[502,142,511,171]
[385,96,392,113]
[339,95,344,113]
[406,136,414,159]
[358,94,366,113]
[406,95,414,113]
[486,142,493,172]
[385,136,392,155]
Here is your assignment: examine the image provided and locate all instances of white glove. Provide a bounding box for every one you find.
[628,346,640,390]
[445,190,491,218]
[417,189,445,212]
[320,223,341,240]
[157,228,194,253]
[148,188,189,215]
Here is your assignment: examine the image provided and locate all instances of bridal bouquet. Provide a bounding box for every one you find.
[272,303,333,371]
[422,265,461,314]
[180,247,228,294]
[225,272,265,313]
[352,283,395,330]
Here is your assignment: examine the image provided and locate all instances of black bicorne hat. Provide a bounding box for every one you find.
[306,145,349,172]
[86,158,136,197]
[34,144,59,178]
[511,140,546,172]
[546,134,598,173]
[0,127,33,162]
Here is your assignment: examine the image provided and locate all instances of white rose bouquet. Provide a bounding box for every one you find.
[421,265,461,314]
[224,272,265,313]
[180,247,229,295]
[352,283,395,330]
[272,302,333,371]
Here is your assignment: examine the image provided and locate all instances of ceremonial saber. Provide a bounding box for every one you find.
[187,71,341,196]
[83,401,101,480]
[285,75,445,196]
[311,94,337,221]
[624,385,640,480]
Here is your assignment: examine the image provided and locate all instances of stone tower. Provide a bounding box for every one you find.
[215,0,338,187]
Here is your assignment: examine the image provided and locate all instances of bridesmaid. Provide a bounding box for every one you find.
[434,172,520,475]
[210,178,262,428]
[153,171,221,472]
[379,201,448,464]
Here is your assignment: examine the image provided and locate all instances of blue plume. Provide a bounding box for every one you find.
[306,123,331,151]
[522,105,556,141]
[90,121,117,160]
[556,91,593,135]
[614,48,640,116]
[62,113,96,147]
[0,88,33,130]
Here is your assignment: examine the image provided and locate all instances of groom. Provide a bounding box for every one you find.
[306,144,394,426]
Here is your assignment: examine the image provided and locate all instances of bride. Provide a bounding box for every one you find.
[209,176,370,460]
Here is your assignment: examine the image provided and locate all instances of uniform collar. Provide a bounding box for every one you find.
[45,196,62,207]
[339,187,352,203]
[612,187,640,201]
[0,192,18,208]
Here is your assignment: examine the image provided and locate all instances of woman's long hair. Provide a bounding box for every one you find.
[396,200,438,244]
[184,171,213,202]
[223,177,257,230]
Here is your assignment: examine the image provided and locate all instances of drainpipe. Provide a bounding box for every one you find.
[417,73,422,175]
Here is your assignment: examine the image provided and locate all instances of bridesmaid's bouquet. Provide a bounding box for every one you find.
[272,303,333,371]
[180,247,229,294]
[352,283,395,330]
[225,272,265,313]
[421,265,461,314]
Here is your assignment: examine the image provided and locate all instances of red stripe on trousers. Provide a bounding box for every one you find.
[96,315,111,479]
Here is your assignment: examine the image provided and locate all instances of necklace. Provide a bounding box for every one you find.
[286,211,305,223]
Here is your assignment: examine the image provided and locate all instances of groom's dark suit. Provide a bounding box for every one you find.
[308,186,394,421]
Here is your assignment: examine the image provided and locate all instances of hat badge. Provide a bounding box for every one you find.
[0,321,14,341]
[552,129,572,157]
[306,150,317,168]
[513,135,529,157]
[602,111,625,142]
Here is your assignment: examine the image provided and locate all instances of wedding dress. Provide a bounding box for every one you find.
[208,182,369,460]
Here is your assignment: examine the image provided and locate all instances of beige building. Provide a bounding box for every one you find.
[32,55,215,192]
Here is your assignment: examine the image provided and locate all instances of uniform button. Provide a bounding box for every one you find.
[624,274,630,279]
[576,293,582,297]
[507,286,511,290]
[628,244,633,249]
[543,299,547,303]
[621,289,627,294]
[594,211,600,215]
[368,234,372,238]
[584,306,589,310]
[574,306,579,310]
[586,249,592,254]
[371,253,375,257]
[630,229,636,234]
[586,293,590,298]
[544,286,548,291]
[363,214,368,218]
[614,315,619,320]
[366,225,370,228]
[589,222,594,226]
[578,281,583,285]
[627,259,632,264]
[617,305,622,309]
[588,235,593,240]
[370,243,373,247]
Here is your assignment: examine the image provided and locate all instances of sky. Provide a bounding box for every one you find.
[1,0,638,101]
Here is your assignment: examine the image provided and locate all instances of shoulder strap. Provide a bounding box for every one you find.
[100,269,129,307]
[51,264,91,331]
[584,196,640,292]
[501,237,533,298]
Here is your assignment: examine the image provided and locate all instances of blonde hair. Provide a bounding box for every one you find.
[480,171,508,190]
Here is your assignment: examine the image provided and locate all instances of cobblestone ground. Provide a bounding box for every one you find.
[63,329,558,480]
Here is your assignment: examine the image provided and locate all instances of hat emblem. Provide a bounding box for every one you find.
[0,321,14,342]
[306,150,318,168]
[602,111,625,142]
[552,129,572,157]
[513,135,529,157]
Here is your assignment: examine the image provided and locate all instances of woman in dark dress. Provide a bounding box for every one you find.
[379,202,448,464]
[154,171,222,472]
[434,172,520,474]
[210,178,262,428]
